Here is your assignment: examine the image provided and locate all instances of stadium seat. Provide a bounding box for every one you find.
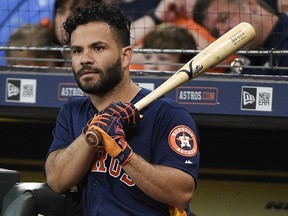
[0,168,20,213]
[0,170,82,216]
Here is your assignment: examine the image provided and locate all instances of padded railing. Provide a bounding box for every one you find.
[0,169,81,216]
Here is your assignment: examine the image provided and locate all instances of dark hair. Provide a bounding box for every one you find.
[53,0,84,17]
[258,0,280,15]
[143,23,197,63]
[63,2,131,46]
[193,0,213,25]
[6,24,62,66]
[52,0,87,45]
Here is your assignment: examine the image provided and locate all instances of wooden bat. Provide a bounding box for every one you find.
[85,22,256,146]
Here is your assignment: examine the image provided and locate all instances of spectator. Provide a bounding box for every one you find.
[130,0,235,72]
[50,0,161,45]
[6,24,61,67]
[279,0,288,13]
[262,0,288,14]
[52,0,86,45]
[261,0,281,14]
[193,0,288,75]
[47,0,87,67]
[143,23,197,72]
[116,0,160,21]
[131,0,213,49]
[54,0,156,45]
[0,0,55,66]
[44,0,234,71]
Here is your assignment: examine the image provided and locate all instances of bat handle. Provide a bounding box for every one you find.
[85,129,102,146]
[85,103,142,146]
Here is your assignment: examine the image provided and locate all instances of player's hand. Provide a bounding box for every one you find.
[83,113,123,139]
[83,101,139,148]
[83,113,134,165]
[98,101,140,128]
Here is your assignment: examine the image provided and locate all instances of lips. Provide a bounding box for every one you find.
[80,70,99,77]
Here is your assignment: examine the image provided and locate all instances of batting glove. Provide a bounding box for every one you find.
[83,113,134,166]
[98,101,140,127]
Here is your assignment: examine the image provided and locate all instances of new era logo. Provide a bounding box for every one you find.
[241,86,273,111]
[6,78,37,103]
[6,79,21,101]
[243,91,255,106]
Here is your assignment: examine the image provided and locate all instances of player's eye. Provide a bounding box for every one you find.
[94,46,104,52]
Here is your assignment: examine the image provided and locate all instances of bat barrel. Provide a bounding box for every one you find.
[181,22,256,79]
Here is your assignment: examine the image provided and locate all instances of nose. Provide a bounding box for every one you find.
[218,22,231,36]
[146,62,158,71]
[80,50,94,65]
[144,55,158,71]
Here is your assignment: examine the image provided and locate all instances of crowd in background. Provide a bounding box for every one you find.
[1,0,288,75]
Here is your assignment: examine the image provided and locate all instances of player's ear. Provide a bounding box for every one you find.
[121,46,133,68]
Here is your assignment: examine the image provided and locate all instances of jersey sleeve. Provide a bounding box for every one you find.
[152,104,200,183]
[47,101,76,154]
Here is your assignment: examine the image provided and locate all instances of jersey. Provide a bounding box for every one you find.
[242,13,288,75]
[118,0,160,21]
[47,88,200,216]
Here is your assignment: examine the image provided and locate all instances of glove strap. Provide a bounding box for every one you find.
[115,144,135,166]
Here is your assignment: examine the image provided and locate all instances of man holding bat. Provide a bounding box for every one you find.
[45,1,200,215]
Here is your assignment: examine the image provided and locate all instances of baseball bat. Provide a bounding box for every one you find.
[85,22,256,145]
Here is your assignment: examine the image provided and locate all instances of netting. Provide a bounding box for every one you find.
[1,0,288,75]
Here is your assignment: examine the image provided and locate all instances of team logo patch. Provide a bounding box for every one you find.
[168,125,198,157]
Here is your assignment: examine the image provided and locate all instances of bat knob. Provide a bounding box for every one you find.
[85,130,102,146]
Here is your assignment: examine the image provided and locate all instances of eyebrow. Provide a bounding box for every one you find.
[70,41,108,50]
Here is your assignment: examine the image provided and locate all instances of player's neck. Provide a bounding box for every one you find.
[89,80,141,112]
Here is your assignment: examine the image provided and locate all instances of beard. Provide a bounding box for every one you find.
[73,56,123,96]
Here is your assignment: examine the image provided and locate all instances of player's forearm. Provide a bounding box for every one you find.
[46,135,97,193]
[123,154,195,209]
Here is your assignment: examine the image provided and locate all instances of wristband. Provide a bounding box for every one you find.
[147,9,162,25]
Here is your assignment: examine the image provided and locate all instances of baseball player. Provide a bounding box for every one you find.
[45,2,200,215]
